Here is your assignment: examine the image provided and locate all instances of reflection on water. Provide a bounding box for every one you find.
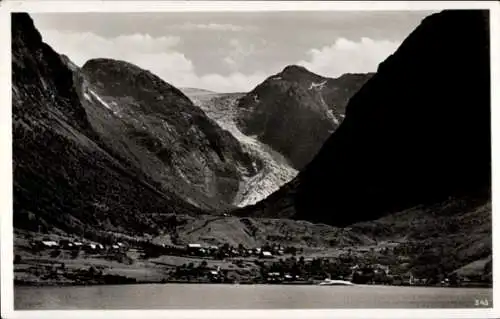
[15,284,493,309]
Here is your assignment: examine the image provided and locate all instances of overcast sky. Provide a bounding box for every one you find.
[31,11,436,92]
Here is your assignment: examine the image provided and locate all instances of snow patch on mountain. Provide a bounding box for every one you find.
[308,80,328,91]
[327,109,340,125]
[89,89,113,111]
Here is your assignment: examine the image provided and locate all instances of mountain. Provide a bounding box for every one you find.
[12,13,203,237]
[235,66,373,170]
[183,69,371,205]
[185,91,298,207]
[12,13,261,241]
[233,10,491,227]
[76,58,260,210]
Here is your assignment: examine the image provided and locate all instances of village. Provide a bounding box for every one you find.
[13,235,490,288]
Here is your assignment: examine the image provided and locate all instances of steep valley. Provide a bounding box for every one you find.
[184,91,298,207]
[11,10,492,286]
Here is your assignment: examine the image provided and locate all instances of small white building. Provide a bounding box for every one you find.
[262,251,273,258]
[41,241,59,248]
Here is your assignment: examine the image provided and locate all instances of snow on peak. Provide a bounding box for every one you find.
[308,80,328,91]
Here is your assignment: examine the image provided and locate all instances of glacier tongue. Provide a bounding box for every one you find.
[190,93,298,207]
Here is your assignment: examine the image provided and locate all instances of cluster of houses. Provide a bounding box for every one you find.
[185,243,289,259]
[263,272,307,283]
[347,263,432,286]
[28,236,488,287]
[32,238,128,253]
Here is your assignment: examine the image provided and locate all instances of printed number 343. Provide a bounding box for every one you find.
[475,299,489,306]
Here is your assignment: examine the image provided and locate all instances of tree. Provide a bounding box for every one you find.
[71,249,80,259]
[483,259,492,275]
[50,249,61,258]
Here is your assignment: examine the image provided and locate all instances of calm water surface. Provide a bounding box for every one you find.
[15,284,492,309]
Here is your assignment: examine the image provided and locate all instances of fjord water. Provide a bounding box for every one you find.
[15,284,492,309]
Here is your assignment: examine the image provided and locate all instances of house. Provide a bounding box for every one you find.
[350,264,360,271]
[84,243,96,251]
[261,251,273,259]
[116,242,129,251]
[394,272,413,285]
[284,274,294,281]
[372,264,390,275]
[59,239,74,249]
[187,243,204,256]
[412,277,427,286]
[73,242,83,249]
[266,272,282,283]
[84,243,105,252]
[38,240,59,249]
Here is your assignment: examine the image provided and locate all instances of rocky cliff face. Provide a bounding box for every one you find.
[234,10,491,227]
[76,58,260,210]
[12,13,203,236]
[236,66,372,170]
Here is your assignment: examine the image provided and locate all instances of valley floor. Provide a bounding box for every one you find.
[13,229,491,288]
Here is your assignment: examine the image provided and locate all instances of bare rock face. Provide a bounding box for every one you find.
[235,65,372,170]
[234,10,491,226]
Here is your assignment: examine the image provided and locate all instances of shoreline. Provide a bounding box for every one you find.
[14,280,492,289]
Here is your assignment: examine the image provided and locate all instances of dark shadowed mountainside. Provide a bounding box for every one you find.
[236,65,372,170]
[234,10,491,227]
[75,58,260,210]
[12,13,204,237]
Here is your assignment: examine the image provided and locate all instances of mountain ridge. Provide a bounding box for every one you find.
[235,64,373,170]
[233,9,491,227]
[76,57,263,210]
[12,13,204,237]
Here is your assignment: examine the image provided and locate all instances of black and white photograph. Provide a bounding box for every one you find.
[0,1,498,318]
